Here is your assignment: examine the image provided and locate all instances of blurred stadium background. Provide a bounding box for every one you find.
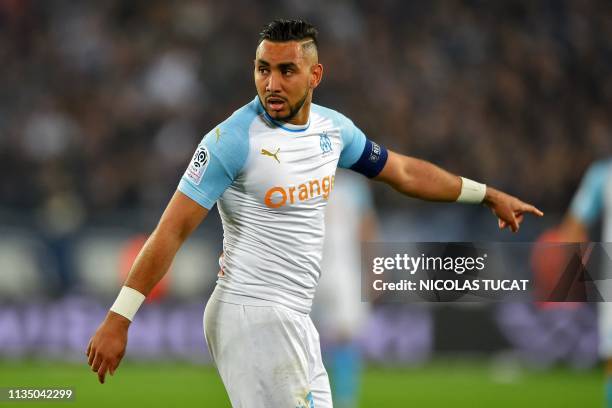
[0,0,611,407]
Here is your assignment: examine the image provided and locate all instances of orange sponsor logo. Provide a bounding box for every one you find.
[264,174,335,208]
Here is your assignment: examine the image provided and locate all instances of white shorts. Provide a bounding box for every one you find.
[204,289,332,408]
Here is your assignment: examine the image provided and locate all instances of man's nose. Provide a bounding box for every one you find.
[266,72,281,93]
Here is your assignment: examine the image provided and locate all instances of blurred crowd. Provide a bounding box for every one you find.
[1,0,611,228]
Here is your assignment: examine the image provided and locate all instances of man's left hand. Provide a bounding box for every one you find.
[483,187,544,233]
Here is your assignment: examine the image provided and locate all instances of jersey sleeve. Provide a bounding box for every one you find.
[569,160,611,225]
[178,125,249,209]
[338,119,367,169]
[338,119,388,178]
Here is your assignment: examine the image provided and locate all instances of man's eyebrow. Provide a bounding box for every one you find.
[278,62,298,70]
[256,59,298,69]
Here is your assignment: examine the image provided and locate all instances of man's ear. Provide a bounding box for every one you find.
[310,63,324,89]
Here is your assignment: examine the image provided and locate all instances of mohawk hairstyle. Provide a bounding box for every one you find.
[258,19,318,48]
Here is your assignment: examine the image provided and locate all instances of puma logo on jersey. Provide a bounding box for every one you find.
[215,127,222,143]
[261,148,280,163]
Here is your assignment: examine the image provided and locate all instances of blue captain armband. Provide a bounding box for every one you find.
[349,139,388,178]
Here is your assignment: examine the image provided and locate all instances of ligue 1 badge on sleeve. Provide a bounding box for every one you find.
[186,145,210,185]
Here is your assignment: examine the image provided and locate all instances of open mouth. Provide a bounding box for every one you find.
[266,96,286,111]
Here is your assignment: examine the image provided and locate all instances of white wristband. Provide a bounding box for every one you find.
[110,286,146,321]
[457,177,486,204]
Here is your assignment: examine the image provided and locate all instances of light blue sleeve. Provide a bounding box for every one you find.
[310,104,366,168]
[338,120,367,169]
[569,160,612,225]
[178,104,256,209]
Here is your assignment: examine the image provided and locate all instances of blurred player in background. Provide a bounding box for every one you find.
[86,19,543,407]
[312,170,377,408]
[548,158,612,406]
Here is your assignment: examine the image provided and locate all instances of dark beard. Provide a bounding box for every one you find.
[261,90,309,122]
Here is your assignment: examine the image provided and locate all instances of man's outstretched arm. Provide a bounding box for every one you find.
[86,190,208,384]
[374,150,543,232]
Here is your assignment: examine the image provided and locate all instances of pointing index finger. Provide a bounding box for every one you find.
[520,202,544,217]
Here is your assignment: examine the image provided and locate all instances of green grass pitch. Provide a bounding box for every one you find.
[0,360,601,407]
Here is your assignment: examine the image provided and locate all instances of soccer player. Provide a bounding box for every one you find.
[86,19,543,407]
[548,158,612,406]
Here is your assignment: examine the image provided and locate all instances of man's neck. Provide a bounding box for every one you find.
[286,99,311,126]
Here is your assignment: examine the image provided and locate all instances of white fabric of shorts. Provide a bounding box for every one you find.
[204,288,332,408]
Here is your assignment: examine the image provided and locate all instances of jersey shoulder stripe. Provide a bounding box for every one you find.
[178,98,262,209]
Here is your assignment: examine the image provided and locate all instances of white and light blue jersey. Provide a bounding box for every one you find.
[178,97,372,313]
[569,159,612,240]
